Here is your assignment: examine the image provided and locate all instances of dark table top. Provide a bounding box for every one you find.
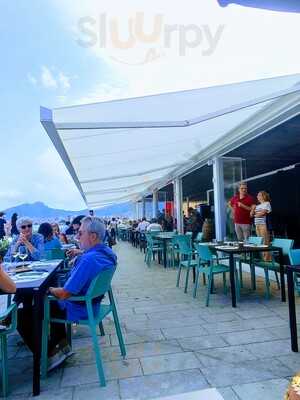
[214,244,281,254]
[6,260,62,293]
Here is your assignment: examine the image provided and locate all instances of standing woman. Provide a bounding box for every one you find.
[11,213,19,237]
[251,191,272,261]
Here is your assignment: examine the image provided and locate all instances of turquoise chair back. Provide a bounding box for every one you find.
[194,243,213,263]
[196,232,203,242]
[145,233,157,247]
[290,249,300,265]
[0,301,17,397]
[174,235,192,255]
[248,236,263,245]
[87,268,115,300]
[272,238,294,256]
[43,248,65,260]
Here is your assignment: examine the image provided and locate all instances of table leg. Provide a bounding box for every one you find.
[287,268,298,352]
[229,253,236,308]
[33,290,43,396]
[279,249,286,302]
[250,253,256,290]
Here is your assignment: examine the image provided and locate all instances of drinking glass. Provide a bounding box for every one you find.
[18,246,28,265]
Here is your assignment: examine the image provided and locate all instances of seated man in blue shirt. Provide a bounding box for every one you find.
[4,217,44,262]
[17,216,117,371]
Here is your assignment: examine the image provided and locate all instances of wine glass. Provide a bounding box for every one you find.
[18,246,28,266]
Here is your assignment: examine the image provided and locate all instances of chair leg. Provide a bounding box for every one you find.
[206,274,213,307]
[275,271,280,289]
[264,268,271,299]
[1,335,8,397]
[41,299,50,379]
[239,260,244,288]
[109,291,126,358]
[89,322,106,386]
[193,269,200,298]
[235,269,240,300]
[176,266,182,287]
[184,268,190,293]
[99,322,105,336]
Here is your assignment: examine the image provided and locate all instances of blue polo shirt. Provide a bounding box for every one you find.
[44,237,62,251]
[60,243,117,321]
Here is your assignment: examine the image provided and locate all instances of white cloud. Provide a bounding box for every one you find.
[28,67,72,93]
[0,190,25,210]
[41,65,58,89]
[58,72,71,91]
[27,73,37,86]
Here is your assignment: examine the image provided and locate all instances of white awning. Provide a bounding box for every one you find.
[41,74,300,208]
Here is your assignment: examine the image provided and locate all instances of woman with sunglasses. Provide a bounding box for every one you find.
[4,217,44,262]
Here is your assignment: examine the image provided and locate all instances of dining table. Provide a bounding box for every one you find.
[4,260,62,396]
[152,232,176,268]
[212,242,285,308]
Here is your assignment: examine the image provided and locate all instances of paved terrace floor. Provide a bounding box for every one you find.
[5,242,300,399]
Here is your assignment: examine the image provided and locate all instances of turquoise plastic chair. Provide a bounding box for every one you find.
[195,232,203,242]
[175,235,198,293]
[289,249,300,295]
[41,269,126,386]
[255,238,294,299]
[193,243,231,306]
[144,233,164,267]
[0,300,17,397]
[237,236,263,288]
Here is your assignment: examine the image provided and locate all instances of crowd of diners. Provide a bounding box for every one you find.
[0,182,273,371]
[0,213,120,371]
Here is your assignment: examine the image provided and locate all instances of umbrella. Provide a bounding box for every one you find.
[217,0,300,13]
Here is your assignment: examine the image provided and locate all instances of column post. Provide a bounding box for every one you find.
[174,177,184,233]
[141,198,146,219]
[152,190,158,218]
[213,157,226,241]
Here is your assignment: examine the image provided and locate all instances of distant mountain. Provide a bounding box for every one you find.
[3,201,133,221]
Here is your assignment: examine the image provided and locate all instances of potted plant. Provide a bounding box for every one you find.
[0,238,9,262]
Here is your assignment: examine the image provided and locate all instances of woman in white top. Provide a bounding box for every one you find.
[251,191,272,261]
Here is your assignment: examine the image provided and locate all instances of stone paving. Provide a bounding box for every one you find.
[4,241,300,399]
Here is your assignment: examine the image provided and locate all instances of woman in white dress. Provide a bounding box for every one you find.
[251,191,272,261]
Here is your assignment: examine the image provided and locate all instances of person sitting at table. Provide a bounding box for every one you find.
[4,217,44,262]
[51,223,68,244]
[17,216,117,371]
[146,218,163,232]
[38,223,62,251]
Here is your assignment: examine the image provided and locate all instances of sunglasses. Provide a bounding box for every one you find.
[21,224,32,229]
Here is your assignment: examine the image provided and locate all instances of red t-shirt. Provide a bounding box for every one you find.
[230,194,255,225]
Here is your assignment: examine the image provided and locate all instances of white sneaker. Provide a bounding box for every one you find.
[47,350,67,372]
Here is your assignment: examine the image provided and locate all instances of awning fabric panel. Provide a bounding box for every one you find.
[41,74,300,208]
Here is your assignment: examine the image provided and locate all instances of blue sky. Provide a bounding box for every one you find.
[1,1,299,211]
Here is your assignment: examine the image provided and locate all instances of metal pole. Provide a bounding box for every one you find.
[213,157,226,241]
[174,177,183,233]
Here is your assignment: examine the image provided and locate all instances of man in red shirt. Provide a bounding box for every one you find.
[228,182,255,241]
